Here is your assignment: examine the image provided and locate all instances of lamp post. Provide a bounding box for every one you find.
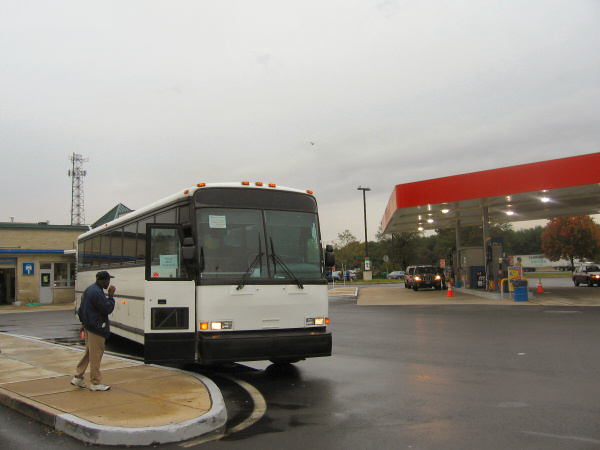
[357,186,371,258]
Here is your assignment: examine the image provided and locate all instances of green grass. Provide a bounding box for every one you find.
[522,271,572,279]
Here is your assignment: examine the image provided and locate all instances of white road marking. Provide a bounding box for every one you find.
[520,431,600,444]
[180,373,266,447]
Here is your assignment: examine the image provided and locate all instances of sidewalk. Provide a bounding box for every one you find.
[347,284,600,306]
[0,333,226,446]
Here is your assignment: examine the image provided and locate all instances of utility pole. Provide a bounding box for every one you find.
[68,153,88,225]
[357,186,371,280]
[357,186,370,257]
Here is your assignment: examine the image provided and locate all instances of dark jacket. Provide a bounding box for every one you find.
[78,282,115,339]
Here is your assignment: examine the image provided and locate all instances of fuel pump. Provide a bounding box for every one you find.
[499,257,510,291]
[486,238,504,291]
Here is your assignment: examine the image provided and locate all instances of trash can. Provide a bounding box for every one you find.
[513,279,528,302]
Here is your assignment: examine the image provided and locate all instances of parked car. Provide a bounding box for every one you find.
[336,269,356,281]
[387,271,405,280]
[326,271,342,281]
[342,269,357,281]
[404,266,417,288]
[572,265,600,287]
[411,265,446,291]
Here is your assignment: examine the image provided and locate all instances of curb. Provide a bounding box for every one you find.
[0,334,227,446]
[54,369,227,446]
[0,387,62,427]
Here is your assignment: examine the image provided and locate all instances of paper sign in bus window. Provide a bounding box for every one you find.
[160,254,178,268]
[209,215,227,229]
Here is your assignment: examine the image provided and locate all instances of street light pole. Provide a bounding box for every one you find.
[357,186,371,257]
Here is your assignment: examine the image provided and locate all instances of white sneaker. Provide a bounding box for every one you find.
[90,383,110,391]
[71,377,86,388]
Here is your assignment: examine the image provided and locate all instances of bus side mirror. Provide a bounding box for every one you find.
[324,244,335,268]
[182,237,196,261]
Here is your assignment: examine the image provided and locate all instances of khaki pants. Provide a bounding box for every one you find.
[75,330,106,385]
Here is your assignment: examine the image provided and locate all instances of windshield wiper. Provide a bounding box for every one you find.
[269,237,304,289]
[236,237,264,290]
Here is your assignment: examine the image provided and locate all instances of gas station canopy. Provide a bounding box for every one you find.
[382,153,600,234]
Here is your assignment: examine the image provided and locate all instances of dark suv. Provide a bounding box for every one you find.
[412,265,446,291]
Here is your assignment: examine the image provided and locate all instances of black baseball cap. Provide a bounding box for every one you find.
[96,271,115,280]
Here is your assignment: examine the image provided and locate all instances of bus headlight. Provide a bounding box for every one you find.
[306,317,329,326]
[200,321,233,331]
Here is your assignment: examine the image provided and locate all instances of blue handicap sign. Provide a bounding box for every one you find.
[23,262,35,275]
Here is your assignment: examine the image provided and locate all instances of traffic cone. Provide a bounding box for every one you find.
[447,282,454,298]
[537,278,544,294]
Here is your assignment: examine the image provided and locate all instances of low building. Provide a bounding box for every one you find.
[0,222,89,305]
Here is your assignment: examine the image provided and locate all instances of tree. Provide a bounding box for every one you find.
[503,226,544,255]
[541,216,600,268]
[334,230,362,270]
[375,223,421,270]
[337,230,358,247]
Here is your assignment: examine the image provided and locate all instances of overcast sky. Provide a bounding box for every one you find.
[2,1,599,244]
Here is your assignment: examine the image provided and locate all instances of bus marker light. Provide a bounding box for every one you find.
[121,300,126,304]
[325,317,330,324]
[306,190,314,194]
[200,322,209,330]
[255,182,263,186]
[242,181,250,185]
[184,189,189,194]
[269,183,276,188]
[197,183,206,187]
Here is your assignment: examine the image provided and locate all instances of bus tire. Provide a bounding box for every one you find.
[269,357,301,364]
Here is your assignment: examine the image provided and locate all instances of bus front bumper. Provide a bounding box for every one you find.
[198,327,332,364]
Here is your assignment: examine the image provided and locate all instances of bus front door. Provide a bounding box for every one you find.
[143,280,196,364]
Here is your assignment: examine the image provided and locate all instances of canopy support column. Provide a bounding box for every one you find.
[454,219,461,286]
[482,204,490,290]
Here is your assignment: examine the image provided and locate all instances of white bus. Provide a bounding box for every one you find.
[76,182,335,365]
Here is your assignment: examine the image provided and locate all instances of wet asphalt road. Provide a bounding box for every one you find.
[2,286,600,449]
[200,295,600,450]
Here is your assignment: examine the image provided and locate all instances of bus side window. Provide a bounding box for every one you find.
[123,222,137,265]
[137,217,154,263]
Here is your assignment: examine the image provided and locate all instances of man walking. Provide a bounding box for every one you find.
[71,271,116,391]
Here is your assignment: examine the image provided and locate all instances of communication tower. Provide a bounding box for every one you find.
[68,153,88,225]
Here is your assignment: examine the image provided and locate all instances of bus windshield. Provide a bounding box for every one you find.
[197,208,322,281]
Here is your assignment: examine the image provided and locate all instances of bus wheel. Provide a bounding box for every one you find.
[269,358,300,364]
[266,362,299,377]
